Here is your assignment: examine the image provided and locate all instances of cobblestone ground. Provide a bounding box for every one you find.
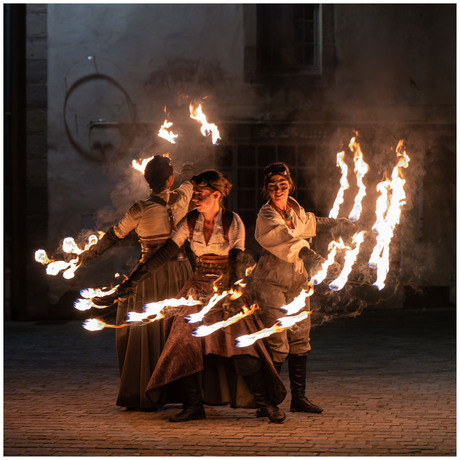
[4,307,456,456]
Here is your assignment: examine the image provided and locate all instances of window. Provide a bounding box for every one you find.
[244,4,334,85]
[257,4,321,76]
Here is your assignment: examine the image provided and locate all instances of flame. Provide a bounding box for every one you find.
[235,310,311,348]
[37,232,105,279]
[368,140,410,290]
[158,119,178,144]
[126,296,202,323]
[192,304,259,337]
[329,151,349,219]
[82,318,128,331]
[348,135,369,222]
[189,103,221,145]
[185,291,229,324]
[132,155,155,174]
[74,298,113,311]
[80,286,118,299]
[280,288,313,315]
[310,238,349,285]
[329,230,366,291]
[35,249,51,265]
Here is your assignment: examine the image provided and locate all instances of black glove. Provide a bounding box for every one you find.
[227,248,244,289]
[315,216,339,231]
[334,217,358,239]
[299,246,326,277]
[79,227,120,265]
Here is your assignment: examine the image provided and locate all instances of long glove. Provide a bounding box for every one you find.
[298,246,326,277]
[92,238,180,306]
[227,248,244,289]
[79,227,120,265]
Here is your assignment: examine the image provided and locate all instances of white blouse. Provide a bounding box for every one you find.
[113,181,193,240]
[171,208,245,257]
[255,198,316,268]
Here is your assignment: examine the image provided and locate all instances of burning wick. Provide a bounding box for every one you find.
[310,238,349,285]
[192,304,259,337]
[280,289,313,315]
[329,151,349,219]
[186,291,229,324]
[368,140,410,290]
[329,231,366,291]
[348,135,369,222]
[127,296,202,323]
[158,120,178,144]
[236,311,311,348]
[189,103,221,145]
[132,156,155,174]
[82,318,129,331]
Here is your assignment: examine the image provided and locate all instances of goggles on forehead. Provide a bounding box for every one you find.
[191,175,221,193]
[263,163,290,181]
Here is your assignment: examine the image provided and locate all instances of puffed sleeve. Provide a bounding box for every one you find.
[228,213,246,251]
[169,215,190,248]
[112,201,143,239]
[255,205,313,264]
[174,181,193,203]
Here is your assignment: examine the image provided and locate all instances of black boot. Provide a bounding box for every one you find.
[244,370,286,424]
[169,374,206,422]
[288,354,323,414]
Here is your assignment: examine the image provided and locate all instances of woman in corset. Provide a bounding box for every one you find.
[81,156,193,410]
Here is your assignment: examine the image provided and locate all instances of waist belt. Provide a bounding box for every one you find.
[194,254,228,276]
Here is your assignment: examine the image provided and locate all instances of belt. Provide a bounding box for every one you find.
[194,254,228,276]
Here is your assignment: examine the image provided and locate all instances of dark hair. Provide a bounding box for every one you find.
[144,156,173,193]
[261,162,295,199]
[191,169,232,204]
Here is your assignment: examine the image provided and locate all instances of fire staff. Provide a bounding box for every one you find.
[251,162,353,414]
[81,156,193,410]
[102,170,287,423]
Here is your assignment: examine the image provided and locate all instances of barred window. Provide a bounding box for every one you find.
[257,4,321,76]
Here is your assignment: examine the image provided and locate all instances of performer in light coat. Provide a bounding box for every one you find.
[252,162,352,414]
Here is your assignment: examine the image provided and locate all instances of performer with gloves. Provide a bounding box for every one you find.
[81,156,194,411]
[97,169,286,424]
[251,162,354,415]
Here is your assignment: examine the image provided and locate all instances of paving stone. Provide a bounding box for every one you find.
[4,307,456,456]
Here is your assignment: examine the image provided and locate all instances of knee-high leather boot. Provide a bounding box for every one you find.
[288,353,323,413]
[243,369,286,424]
[169,373,206,422]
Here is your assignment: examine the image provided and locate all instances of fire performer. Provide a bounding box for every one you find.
[96,170,286,423]
[80,156,194,410]
[251,162,353,414]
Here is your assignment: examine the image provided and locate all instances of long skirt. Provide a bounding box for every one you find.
[145,273,287,408]
[115,258,193,409]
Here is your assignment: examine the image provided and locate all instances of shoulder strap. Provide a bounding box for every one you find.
[221,210,234,242]
[186,209,234,242]
[150,194,180,232]
[187,209,200,240]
